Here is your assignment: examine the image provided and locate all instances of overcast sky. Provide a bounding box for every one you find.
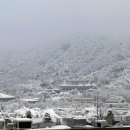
[0,0,130,50]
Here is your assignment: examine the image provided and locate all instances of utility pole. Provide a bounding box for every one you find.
[96,91,99,126]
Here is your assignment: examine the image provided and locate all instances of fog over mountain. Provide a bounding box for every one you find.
[0,0,130,91]
[0,0,130,50]
[0,35,130,91]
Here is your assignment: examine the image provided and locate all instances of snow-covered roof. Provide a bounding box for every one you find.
[12,118,32,122]
[0,93,15,99]
[47,125,71,129]
[61,83,92,87]
[0,119,5,122]
[51,96,61,101]
[20,98,39,102]
[27,125,71,129]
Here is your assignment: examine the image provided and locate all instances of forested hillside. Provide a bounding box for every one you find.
[0,36,130,90]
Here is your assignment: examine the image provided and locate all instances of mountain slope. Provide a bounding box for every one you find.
[0,36,130,89]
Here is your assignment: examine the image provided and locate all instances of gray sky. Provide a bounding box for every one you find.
[0,0,130,50]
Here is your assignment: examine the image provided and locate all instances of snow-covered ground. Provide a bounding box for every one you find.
[27,125,71,129]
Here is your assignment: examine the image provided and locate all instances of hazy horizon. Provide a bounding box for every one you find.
[0,0,130,50]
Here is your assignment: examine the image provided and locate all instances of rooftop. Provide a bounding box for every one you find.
[20,98,39,102]
[0,93,15,99]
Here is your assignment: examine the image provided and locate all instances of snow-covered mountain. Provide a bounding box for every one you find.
[0,35,130,89]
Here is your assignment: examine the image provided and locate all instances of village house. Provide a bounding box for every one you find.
[0,93,15,102]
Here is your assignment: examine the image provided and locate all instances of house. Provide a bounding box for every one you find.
[105,96,126,103]
[60,80,94,92]
[20,98,39,104]
[73,97,95,104]
[0,93,15,102]
[105,96,128,108]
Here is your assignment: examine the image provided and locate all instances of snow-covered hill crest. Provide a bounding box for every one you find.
[0,35,130,89]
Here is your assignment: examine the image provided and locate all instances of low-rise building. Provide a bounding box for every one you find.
[73,97,95,104]
[20,98,39,104]
[60,80,94,92]
[0,93,15,102]
[106,96,126,103]
[105,96,128,108]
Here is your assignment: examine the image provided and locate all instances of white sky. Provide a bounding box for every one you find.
[0,0,130,50]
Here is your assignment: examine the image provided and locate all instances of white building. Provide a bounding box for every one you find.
[0,93,15,102]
